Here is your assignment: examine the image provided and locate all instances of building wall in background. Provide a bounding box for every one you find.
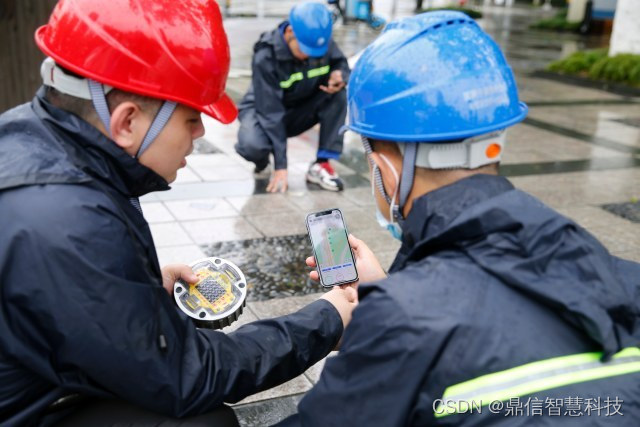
[0,0,58,113]
[610,0,639,55]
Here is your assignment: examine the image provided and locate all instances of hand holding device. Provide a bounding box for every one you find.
[174,257,248,329]
[306,234,387,287]
[319,70,346,94]
[306,208,358,287]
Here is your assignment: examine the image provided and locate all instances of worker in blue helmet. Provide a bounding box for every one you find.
[279,11,640,426]
[235,2,350,193]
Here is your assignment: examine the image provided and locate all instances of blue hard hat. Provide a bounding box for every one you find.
[346,11,528,142]
[289,2,333,58]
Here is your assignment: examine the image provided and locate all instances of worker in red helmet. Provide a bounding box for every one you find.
[0,0,356,425]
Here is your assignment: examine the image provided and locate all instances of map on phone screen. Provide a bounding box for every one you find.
[308,210,357,286]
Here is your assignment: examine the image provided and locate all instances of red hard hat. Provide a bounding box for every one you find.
[35,0,237,124]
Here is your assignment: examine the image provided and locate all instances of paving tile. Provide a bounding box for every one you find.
[345,227,402,256]
[610,251,640,263]
[188,153,243,168]
[232,394,302,427]
[140,202,175,223]
[227,194,301,214]
[287,190,358,212]
[342,187,377,207]
[172,166,202,184]
[526,105,640,151]
[153,181,257,201]
[376,250,400,272]
[249,293,323,319]
[555,206,632,231]
[517,75,622,103]
[149,222,194,247]
[201,117,240,143]
[303,352,338,385]
[181,217,262,244]
[219,303,261,334]
[340,207,380,236]
[139,192,160,202]
[587,222,640,254]
[164,198,238,221]
[510,169,640,209]
[191,165,254,182]
[245,211,308,237]
[233,374,313,405]
[155,244,206,266]
[503,123,625,165]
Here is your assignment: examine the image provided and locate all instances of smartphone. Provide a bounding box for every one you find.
[305,208,358,287]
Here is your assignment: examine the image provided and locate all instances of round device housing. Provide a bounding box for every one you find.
[174,257,247,329]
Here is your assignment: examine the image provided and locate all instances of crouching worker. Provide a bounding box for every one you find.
[235,2,350,193]
[0,1,357,425]
[281,11,640,426]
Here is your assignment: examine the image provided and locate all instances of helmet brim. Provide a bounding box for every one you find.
[297,41,329,58]
[345,102,529,141]
[36,24,238,125]
[200,93,238,124]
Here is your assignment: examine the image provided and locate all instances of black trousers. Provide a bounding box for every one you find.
[54,399,239,426]
[235,89,347,168]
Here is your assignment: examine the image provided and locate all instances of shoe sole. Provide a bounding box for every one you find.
[306,173,343,192]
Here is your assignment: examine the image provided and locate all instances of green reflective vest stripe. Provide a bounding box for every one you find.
[278,66,331,89]
[307,65,330,79]
[434,347,640,418]
[279,72,303,89]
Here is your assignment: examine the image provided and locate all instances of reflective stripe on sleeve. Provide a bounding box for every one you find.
[434,347,640,418]
[307,65,330,79]
[279,72,304,89]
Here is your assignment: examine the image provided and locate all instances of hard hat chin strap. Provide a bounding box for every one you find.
[361,136,416,226]
[87,81,177,214]
[136,101,177,158]
[396,143,417,226]
[87,80,177,158]
[88,80,113,137]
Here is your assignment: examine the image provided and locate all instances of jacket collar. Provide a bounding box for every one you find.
[33,87,169,198]
[391,174,514,271]
[273,24,296,61]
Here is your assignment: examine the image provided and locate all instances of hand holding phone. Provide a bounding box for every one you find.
[305,234,387,286]
[306,208,358,287]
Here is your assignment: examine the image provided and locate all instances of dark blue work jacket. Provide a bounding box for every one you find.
[238,23,350,170]
[0,90,342,426]
[285,174,640,426]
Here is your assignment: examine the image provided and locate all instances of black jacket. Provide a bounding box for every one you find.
[286,174,640,426]
[0,90,342,426]
[238,23,350,170]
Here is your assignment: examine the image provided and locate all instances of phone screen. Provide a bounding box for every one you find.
[306,209,358,287]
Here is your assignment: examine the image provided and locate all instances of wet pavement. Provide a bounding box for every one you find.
[140,2,640,423]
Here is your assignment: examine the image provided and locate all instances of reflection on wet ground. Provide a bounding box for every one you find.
[202,234,325,301]
[603,202,640,223]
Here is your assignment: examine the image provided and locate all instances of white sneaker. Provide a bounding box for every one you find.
[306,161,344,192]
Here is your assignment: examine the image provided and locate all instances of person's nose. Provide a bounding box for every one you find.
[193,117,205,139]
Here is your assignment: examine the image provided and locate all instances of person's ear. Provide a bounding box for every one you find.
[109,101,148,157]
[284,25,295,42]
[369,145,403,197]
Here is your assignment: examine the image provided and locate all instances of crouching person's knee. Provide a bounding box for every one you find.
[235,116,271,166]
